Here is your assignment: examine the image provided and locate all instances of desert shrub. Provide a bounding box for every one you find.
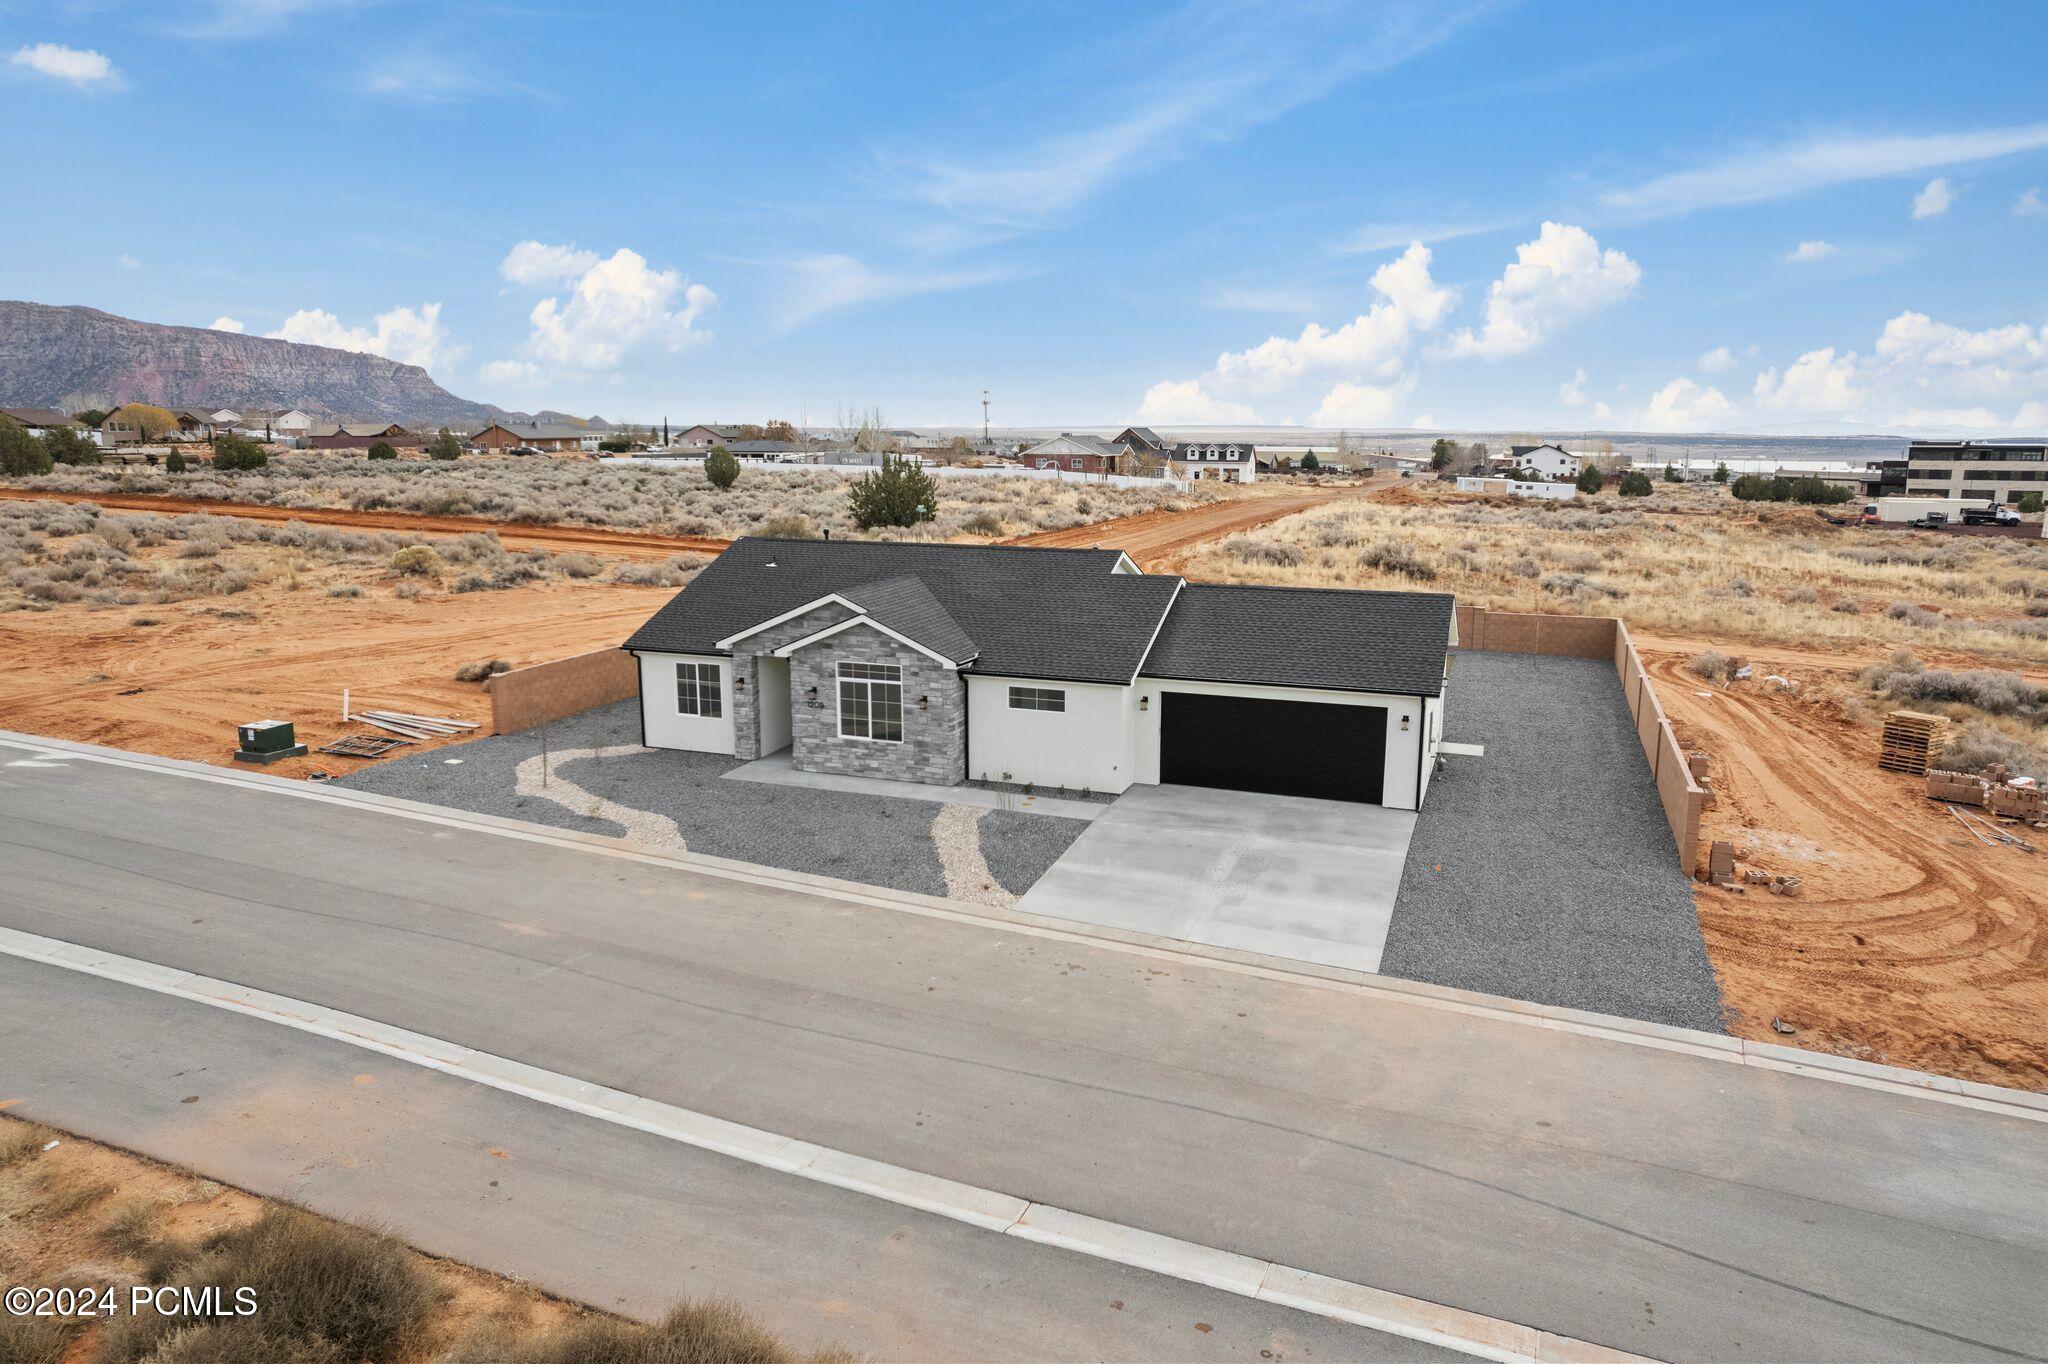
[100,1208,439,1364]
[327,585,363,598]
[1689,650,1737,682]
[555,552,602,578]
[366,441,398,461]
[703,444,741,491]
[847,457,938,530]
[960,510,1004,537]
[390,546,443,576]
[612,554,705,587]
[1356,542,1437,581]
[165,450,188,473]
[1618,470,1653,497]
[430,428,463,460]
[1786,585,1819,604]
[1232,538,1303,567]
[1573,464,1604,494]
[0,1120,56,1167]
[1727,577,1756,597]
[454,658,512,682]
[1539,571,1587,595]
[1862,653,2045,716]
[1508,555,1540,579]
[42,426,98,465]
[451,573,496,593]
[446,1297,848,1364]
[2019,491,2044,515]
[754,513,820,540]
[1831,597,1863,614]
[1940,724,2047,780]
[394,581,422,600]
[0,421,54,476]
[211,435,267,472]
[1886,601,1941,628]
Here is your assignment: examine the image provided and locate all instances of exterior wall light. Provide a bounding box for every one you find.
[1138,695,1150,711]
[805,685,818,702]
[734,675,746,691]
[918,695,929,710]
[1401,714,1411,731]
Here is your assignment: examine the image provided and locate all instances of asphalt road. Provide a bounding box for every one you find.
[3,740,2046,1361]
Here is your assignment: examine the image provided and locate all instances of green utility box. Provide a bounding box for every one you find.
[232,719,308,764]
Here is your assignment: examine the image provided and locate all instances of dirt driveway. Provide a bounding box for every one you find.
[1005,481,1377,569]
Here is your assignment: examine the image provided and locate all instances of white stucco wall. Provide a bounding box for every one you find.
[1417,693,1443,805]
[1132,676,1430,810]
[965,676,1137,793]
[637,651,735,754]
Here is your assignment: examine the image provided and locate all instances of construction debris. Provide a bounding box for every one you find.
[1946,802,2039,854]
[1767,875,1803,897]
[1770,1017,1797,1036]
[315,734,414,758]
[1704,840,1737,887]
[345,708,479,741]
[1928,766,2046,832]
[1879,710,1948,776]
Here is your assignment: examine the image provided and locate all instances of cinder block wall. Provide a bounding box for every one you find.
[485,649,639,735]
[1455,605,1705,867]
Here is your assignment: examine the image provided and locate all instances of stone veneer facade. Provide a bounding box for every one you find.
[727,601,965,786]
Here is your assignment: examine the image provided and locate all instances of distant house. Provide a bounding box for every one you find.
[1500,444,1584,481]
[468,422,600,453]
[172,409,218,440]
[725,440,800,459]
[101,404,189,444]
[672,424,745,451]
[1164,441,1258,484]
[1019,433,1129,476]
[304,422,422,450]
[0,407,81,437]
[1113,427,1169,456]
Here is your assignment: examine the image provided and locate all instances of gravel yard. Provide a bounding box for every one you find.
[1380,652,1726,1032]
[334,699,1089,901]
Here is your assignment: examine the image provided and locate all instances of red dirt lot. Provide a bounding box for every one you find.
[1643,644,2048,1089]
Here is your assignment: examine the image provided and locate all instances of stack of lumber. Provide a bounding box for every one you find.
[1879,710,1948,776]
[346,708,478,741]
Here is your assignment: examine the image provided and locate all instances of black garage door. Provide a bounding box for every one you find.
[1160,692,1386,804]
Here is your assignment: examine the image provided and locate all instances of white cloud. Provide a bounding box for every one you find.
[1639,378,1735,431]
[2016,188,2048,218]
[493,243,714,374]
[116,253,142,271]
[1598,123,2048,220]
[2015,401,2048,429]
[499,241,601,287]
[1205,243,1455,393]
[1332,217,1513,255]
[1436,223,1641,360]
[477,359,542,387]
[208,316,244,333]
[1590,401,1615,422]
[175,0,362,40]
[1136,379,1258,425]
[1753,347,1863,414]
[269,302,466,374]
[769,253,1011,332]
[10,42,118,87]
[1784,239,1837,263]
[875,3,1486,236]
[1874,311,2047,398]
[1911,177,1955,219]
[1313,377,1416,427]
[1697,345,1738,373]
[1558,368,1590,406]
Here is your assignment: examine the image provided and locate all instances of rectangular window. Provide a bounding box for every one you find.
[1007,686,1066,712]
[838,661,903,742]
[675,661,722,718]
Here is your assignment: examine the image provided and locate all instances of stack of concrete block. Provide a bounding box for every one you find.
[1990,783,2045,823]
[1926,769,1989,806]
[1928,768,2046,824]
[1703,840,1737,887]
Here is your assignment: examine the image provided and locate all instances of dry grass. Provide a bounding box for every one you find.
[1177,483,2048,665]
[0,502,664,613]
[13,454,1228,540]
[0,1118,857,1364]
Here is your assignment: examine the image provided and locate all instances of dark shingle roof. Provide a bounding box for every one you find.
[625,538,1180,684]
[0,407,76,427]
[1141,582,1453,696]
[841,574,976,664]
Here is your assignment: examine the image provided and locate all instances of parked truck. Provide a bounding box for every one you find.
[1960,503,2022,526]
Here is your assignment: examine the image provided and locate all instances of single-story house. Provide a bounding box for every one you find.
[1455,476,1576,501]
[672,424,746,451]
[622,538,1455,808]
[100,404,184,444]
[0,407,81,437]
[724,440,800,459]
[1165,441,1258,483]
[1019,433,1128,475]
[173,409,218,440]
[468,422,600,453]
[304,422,422,450]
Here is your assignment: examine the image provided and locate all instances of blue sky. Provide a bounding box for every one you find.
[5,0,2047,432]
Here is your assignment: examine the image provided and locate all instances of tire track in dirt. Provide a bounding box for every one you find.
[1647,649,2046,1089]
[1002,486,1370,570]
[0,487,731,561]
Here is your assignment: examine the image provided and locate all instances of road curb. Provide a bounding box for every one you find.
[3,728,2045,1124]
[0,924,1654,1364]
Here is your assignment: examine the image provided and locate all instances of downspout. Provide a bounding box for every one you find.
[1414,693,1429,812]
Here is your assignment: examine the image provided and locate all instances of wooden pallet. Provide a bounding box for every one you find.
[1879,709,1948,776]
[315,733,413,758]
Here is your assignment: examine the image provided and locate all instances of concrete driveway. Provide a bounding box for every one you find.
[1015,784,1417,972]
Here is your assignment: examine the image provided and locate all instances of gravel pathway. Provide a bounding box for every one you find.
[335,699,1090,901]
[1379,652,1726,1032]
[930,804,1014,907]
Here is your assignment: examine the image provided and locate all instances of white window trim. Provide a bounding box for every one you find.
[836,661,905,743]
[675,660,722,718]
[1007,685,1066,712]
[773,614,967,669]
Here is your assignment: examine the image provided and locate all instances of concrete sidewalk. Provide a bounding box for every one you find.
[3,733,2046,1362]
